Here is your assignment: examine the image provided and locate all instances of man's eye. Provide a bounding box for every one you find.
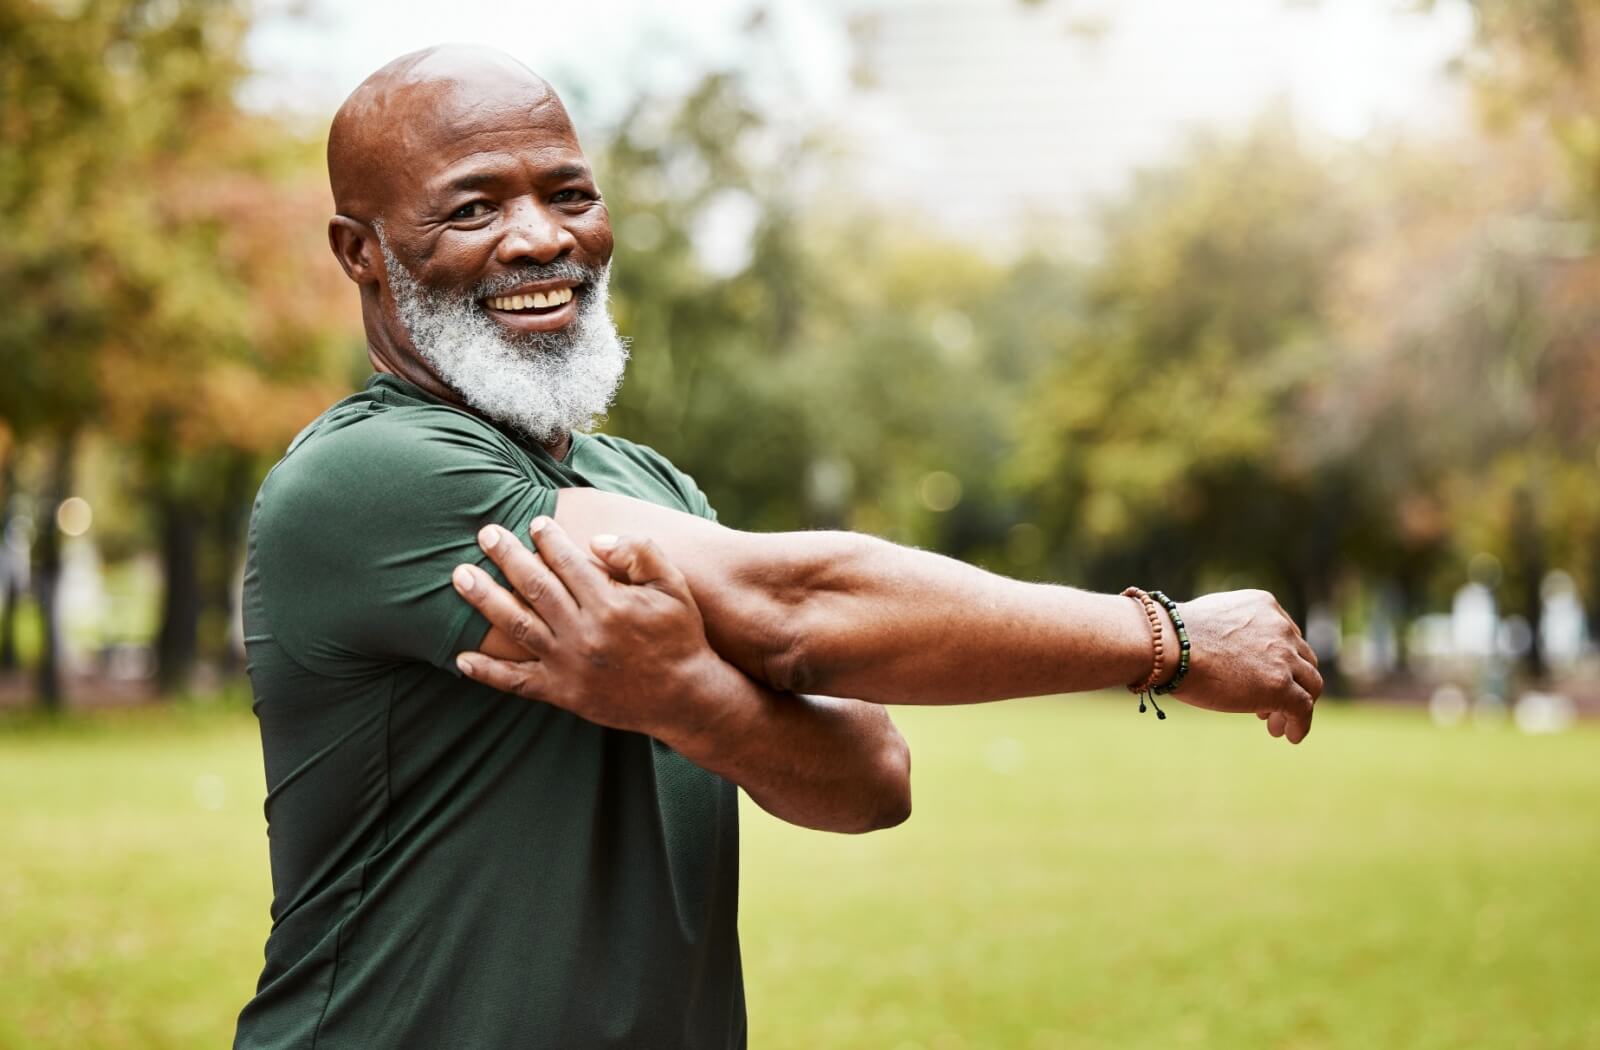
[552,189,590,204]
[450,201,492,220]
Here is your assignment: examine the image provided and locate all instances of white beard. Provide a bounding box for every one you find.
[379,238,629,445]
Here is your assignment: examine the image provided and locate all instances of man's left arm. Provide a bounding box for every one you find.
[452,522,912,835]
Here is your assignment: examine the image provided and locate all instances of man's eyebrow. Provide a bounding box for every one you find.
[441,164,593,195]
[543,164,593,183]
[444,172,500,193]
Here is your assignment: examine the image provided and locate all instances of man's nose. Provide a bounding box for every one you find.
[494,201,577,265]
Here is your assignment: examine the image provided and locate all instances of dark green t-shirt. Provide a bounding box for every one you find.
[233,374,744,1050]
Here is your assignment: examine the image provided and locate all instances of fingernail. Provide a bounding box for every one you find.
[478,525,498,550]
[453,565,476,593]
[456,653,476,674]
[592,533,618,550]
[529,516,550,534]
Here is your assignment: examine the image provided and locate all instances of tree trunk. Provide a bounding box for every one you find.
[1511,486,1546,681]
[34,432,74,711]
[1588,524,1600,655]
[0,444,19,671]
[1392,571,1420,678]
[155,495,204,695]
[211,456,253,676]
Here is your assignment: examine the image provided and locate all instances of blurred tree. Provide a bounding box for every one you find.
[1450,0,1600,649]
[1,0,139,704]
[598,68,1033,558]
[1008,117,1370,629]
[1,0,354,702]
[1451,0,1600,206]
[93,123,354,691]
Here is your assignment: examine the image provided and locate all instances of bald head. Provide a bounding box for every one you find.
[327,44,565,222]
[323,44,615,437]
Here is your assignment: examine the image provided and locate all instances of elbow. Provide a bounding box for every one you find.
[854,729,913,834]
[763,627,820,697]
[759,530,881,696]
[757,579,828,696]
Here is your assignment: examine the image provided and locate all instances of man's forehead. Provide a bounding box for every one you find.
[328,45,584,216]
[400,73,575,155]
[385,84,588,206]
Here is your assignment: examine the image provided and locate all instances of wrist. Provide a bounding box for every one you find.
[651,648,756,757]
[1150,602,1178,687]
[1109,592,1159,685]
[1146,590,1193,694]
[1118,587,1179,691]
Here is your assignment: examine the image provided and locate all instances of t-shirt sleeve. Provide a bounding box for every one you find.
[683,477,717,523]
[630,441,719,523]
[253,411,554,678]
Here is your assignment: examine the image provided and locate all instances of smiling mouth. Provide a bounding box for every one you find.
[482,286,576,314]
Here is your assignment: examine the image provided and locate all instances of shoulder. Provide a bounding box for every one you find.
[582,434,717,521]
[265,403,525,510]
[247,398,561,670]
[283,400,520,474]
[252,401,558,576]
[583,433,682,479]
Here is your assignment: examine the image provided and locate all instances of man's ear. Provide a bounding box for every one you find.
[328,216,381,285]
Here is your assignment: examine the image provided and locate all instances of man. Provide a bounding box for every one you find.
[235,44,1320,1050]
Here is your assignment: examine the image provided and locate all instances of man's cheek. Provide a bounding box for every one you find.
[422,238,497,288]
[575,211,613,263]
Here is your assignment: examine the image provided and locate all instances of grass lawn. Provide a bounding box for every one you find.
[1,697,1596,1049]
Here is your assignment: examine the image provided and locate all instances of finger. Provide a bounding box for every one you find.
[477,524,581,635]
[1292,656,1324,703]
[452,563,556,655]
[455,651,551,701]
[1293,632,1318,668]
[529,517,608,608]
[470,525,573,629]
[1273,688,1312,745]
[592,534,688,592]
[1257,710,1271,720]
[1267,710,1288,738]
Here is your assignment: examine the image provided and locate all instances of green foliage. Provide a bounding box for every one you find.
[599,73,1038,556]
[0,0,247,436]
[1,0,359,692]
[1005,119,1359,606]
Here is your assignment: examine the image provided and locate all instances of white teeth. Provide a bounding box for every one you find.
[487,287,576,311]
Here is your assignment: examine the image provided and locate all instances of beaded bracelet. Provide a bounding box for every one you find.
[1148,590,1191,696]
[1120,587,1167,719]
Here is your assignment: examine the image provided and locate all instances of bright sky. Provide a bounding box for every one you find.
[246,0,1476,235]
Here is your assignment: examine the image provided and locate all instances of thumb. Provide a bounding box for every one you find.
[591,533,684,590]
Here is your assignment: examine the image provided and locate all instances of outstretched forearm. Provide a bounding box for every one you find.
[544,487,1320,742]
[726,531,1151,703]
[550,489,1154,704]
